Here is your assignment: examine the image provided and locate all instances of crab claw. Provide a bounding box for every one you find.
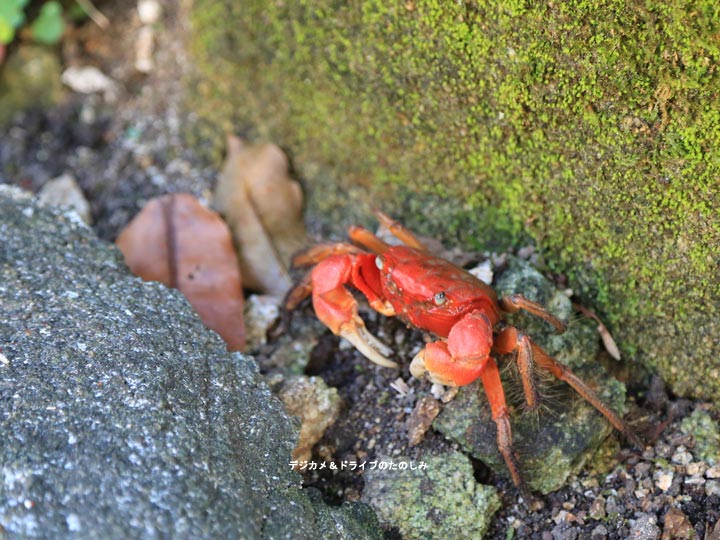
[410,343,485,386]
[410,312,494,386]
[309,254,398,369]
[340,318,398,368]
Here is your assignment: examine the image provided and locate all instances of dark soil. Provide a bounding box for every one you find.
[1,3,718,539]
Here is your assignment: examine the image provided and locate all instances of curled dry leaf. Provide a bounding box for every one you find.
[116,193,246,351]
[213,135,307,296]
[573,303,622,360]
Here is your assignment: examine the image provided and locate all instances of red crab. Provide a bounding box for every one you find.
[286,211,640,495]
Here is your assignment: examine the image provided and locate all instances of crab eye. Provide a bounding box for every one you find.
[375,256,384,270]
[433,291,447,306]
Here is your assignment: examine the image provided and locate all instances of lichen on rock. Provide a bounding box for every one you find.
[361,452,500,540]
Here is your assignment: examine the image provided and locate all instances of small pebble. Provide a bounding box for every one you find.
[551,523,577,540]
[553,510,570,524]
[135,25,155,73]
[628,514,660,540]
[38,174,92,225]
[137,0,162,24]
[683,475,705,485]
[706,480,720,496]
[468,260,493,285]
[661,508,694,540]
[706,464,720,479]
[61,66,118,98]
[243,294,280,349]
[591,524,608,538]
[654,471,673,491]
[589,496,606,520]
[605,496,622,515]
[655,442,674,459]
[685,462,707,476]
[671,446,693,465]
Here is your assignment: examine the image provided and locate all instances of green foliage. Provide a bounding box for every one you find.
[30,1,64,44]
[0,0,64,47]
[0,0,29,44]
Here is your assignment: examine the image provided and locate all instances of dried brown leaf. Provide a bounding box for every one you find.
[214,135,307,296]
[406,395,441,446]
[116,193,246,351]
[573,303,621,360]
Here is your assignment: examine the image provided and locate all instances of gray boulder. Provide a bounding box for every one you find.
[0,186,381,540]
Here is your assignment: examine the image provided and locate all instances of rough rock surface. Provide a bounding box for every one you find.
[0,186,381,540]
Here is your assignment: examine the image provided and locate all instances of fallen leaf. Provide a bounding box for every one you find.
[213,135,307,296]
[406,395,441,446]
[573,303,621,360]
[116,193,245,351]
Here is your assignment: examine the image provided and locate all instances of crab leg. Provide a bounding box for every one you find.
[494,326,641,447]
[492,327,540,411]
[292,242,365,267]
[285,270,313,310]
[500,294,567,333]
[348,226,391,254]
[373,210,429,251]
[287,243,366,310]
[530,342,642,447]
[479,357,530,499]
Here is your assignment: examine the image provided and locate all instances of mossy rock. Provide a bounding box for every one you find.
[187,1,720,401]
[361,452,500,540]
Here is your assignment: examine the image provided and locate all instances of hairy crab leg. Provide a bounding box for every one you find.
[499,294,567,333]
[285,270,313,310]
[492,327,540,411]
[531,341,642,447]
[479,357,530,500]
[495,326,642,447]
[373,210,429,251]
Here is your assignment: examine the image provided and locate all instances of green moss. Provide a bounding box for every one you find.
[680,409,720,465]
[188,0,720,400]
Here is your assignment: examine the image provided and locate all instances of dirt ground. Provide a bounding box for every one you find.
[1,3,718,539]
